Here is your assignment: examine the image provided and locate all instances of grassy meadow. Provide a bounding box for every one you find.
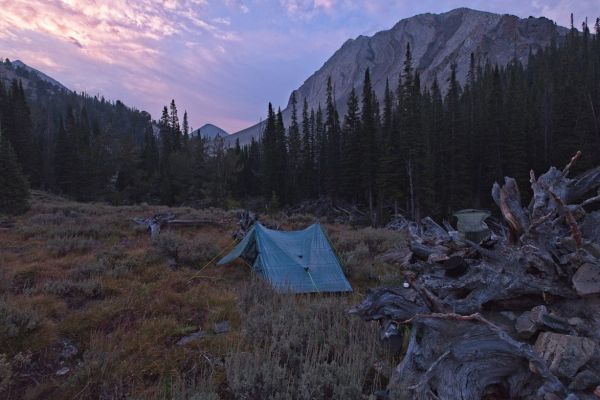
[0,192,405,399]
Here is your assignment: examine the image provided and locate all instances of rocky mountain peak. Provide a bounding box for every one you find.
[227,8,567,146]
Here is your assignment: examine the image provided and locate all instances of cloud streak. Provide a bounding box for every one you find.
[0,0,597,133]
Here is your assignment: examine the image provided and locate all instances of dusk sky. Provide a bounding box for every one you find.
[0,0,597,133]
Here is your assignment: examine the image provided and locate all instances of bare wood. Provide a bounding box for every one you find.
[562,150,581,177]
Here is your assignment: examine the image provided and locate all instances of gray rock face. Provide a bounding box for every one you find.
[228,7,567,146]
[533,332,596,379]
[572,263,600,296]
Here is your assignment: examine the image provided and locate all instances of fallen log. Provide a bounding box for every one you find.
[354,153,600,400]
[133,213,220,238]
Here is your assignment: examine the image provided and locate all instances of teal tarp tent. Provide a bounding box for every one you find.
[218,223,352,293]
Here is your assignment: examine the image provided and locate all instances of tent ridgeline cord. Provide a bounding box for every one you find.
[189,237,239,281]
[322,226,343,266]
[306,269,320,293]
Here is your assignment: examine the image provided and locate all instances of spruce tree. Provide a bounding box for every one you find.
[159,106,174,204]
[314,105,325,196]
[287,92,302,203]
[301,98,314,196]
[340,87,361,202]
[324,76,341,199]
[0,127,29,214]
[360,68,378,220]
[169,99,181,150]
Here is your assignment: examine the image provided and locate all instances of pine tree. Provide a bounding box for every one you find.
[54,108,80,196]
[275,108,288,202]
[300,98,314,197]
[324,76,341,199]
[0,127,29,214]
[169,99,181,150]
[378,79,402,213]
[261,103,279,199]
[159,106,174,204]
[287,92,302,203]
[340,87,361,201]
[360,68,378,221]
[182,110,190,147]
[314,104,325,196]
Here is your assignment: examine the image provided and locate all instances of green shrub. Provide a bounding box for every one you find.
[0,354,10,391]
[226,280,388,400]
[153,232,219,267]
[0,299,40,343]
[179,236,219,266]
[70,248,149,280]
[331,228,404,282]
[10,269,38,294]
[153,231,184,261]
[43,279,103,299]
[47,235,96,257]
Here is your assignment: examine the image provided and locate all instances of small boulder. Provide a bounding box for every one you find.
[214,321,231,334]
[572,263,600,296]
[176,330,206,346]
[533,332,596,379]
[530,305,548,325]
[516,311,537,338]
[59,339,78,360]
[55,367,70,376]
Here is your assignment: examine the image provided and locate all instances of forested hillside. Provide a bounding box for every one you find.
[0,59,154,203]
[253,20,600,221]
[2,22,600,221]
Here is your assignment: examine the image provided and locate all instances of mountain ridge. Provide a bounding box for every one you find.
[226,7,568,146]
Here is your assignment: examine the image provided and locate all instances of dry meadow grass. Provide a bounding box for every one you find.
[0,192,406,399]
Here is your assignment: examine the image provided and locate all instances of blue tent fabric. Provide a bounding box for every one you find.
[217,223,352,293]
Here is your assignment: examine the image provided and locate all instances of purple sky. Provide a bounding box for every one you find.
[0,0,598,133]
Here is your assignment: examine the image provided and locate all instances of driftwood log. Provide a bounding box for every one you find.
[133,213,220,238]
[352,153,600,400]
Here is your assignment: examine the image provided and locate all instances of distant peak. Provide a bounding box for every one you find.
[193,123,229,139]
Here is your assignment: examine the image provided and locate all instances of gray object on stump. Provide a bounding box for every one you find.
[453,209,491,243]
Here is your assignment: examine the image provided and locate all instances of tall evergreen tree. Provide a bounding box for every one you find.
[360,68,378,220]
[0,127,29,214]
[287,92,302,203]
[300,98,314,197]
[324,76,341,199]
[340,87,362,201]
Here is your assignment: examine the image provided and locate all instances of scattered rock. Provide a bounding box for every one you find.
[55,367,70,376]
[568,370,600,391]
[500,311,517,321]
[166,257,177,269]
[176,330,206,346]
[533,332,596,379]
[214,320,230,334]
[568,317,585,327]
[515,311,537,338]
[572,263,600,296]
[59,339,78,360]
[595,386,600,398]
[530,305,548,324]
